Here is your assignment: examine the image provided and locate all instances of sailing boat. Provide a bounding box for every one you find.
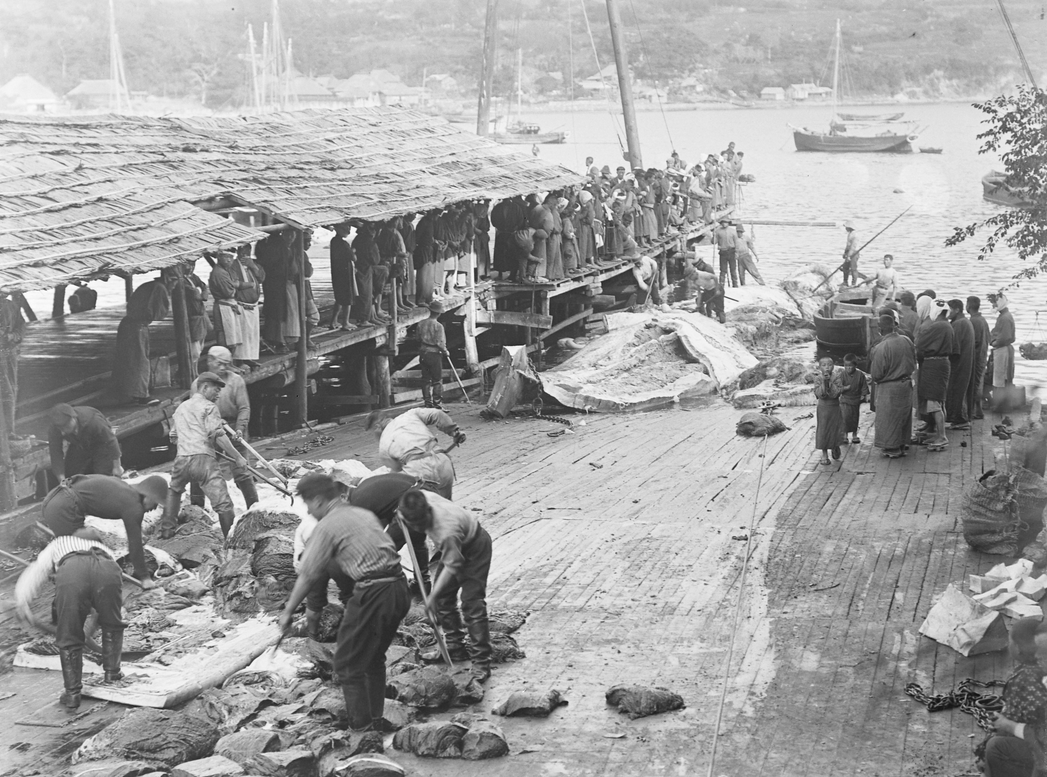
[790,20,919,153]
[491,50,567,145]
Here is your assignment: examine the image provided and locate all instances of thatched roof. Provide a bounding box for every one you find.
[0,107,583,292]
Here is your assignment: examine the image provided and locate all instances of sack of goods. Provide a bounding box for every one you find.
[962,470,1019,555]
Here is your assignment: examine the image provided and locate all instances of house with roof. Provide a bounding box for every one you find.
[0,75,60,113]
[577,63,619,93]
[338,70,424,107]
[66,79,128,110]
[787,83,833,101]
[760,86,786,101]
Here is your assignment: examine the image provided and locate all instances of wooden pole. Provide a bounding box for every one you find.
[476,0,499,136]
[52,285,67,319]
[606,0,642,170]
[374,354,391,409]
[169,266,194,389]
[464,248,480,374]
[124,275,133,304]
[292,230,308,428]
[0,379,15,510]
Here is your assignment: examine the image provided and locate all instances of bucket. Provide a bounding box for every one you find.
[993,385,1027,413]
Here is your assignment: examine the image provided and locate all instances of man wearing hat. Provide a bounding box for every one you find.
[48,404,122,482]
[713,217,739,288]
[417,300,448,409]
[990,294,1016,391]
[39,473,168,588]
[869,314,916,458]
[627,240,665,308]
[189,347,257,509]
[841,221,861,286]
[158,371,246,539]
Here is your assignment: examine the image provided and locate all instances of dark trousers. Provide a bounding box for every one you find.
[305,563,357,613]
[335,577,410,730]
[434,526,492,666]
[718,248,738,287]
[420,350,442,407]
[983,735,1033,777]
[700,285,726,323]
[54,552,123,650]
[971,361,987,418]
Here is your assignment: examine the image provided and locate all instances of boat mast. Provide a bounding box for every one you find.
[831,19,840,119]
[995,0,1038,87]
[516,48,523,125]
[605,0,642,169]
[475,0,499,135]
[108,0,131,112]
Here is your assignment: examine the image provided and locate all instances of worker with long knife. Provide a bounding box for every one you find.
[397,488,494,684]
[279,472,410,732]
[813,206,914,294]
[366,407,466,499]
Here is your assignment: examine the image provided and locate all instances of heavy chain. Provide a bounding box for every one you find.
[287,434,334,457]
[905,679,1005,731]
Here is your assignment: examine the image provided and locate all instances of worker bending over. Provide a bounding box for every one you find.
[281,473,409,732]
[15,528,126,711]
[40,473,168,589]
[48,403,122,481]
[367,408,465,499]
[398,488,493,683]
[159,371,247,539]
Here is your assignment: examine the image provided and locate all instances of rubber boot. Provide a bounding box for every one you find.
[59,648,83,711]
[218,509,236,539]
[235,475,258,509]
[102,629,124,682]
[466,619,493,683]
[422,381,433,409]
[431,382,443,410]
[157,490,181,539]
[304,608,322,639]
[342,681,373,732]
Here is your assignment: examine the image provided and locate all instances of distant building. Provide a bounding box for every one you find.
[425,74,459,95]
[578,63,619,93]
[760,86,786,101]
[287,75,339,108]
[787,83,833,101]
[338,70,424,107]
[0,74,60,113]
[66,79,130,110]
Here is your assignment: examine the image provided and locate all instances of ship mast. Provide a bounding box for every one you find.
[831,19,840,120]
[995,0,1037,87]
[108,0,131,112]
[605,0,642,169]
[475,0,499,135]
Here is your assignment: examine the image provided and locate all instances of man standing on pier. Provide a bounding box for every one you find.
[990,293,1016,391]
[841,221,861,287]
[367,407,465,499]
[945,299,975,430]
[869,314,916,458]
[967,296,990,419]
[112,276,170,406]
[209,250,244,358]
[233,246,264,368]
[417,301,448,409]
[48,403,122,480]
[714,217,739,288]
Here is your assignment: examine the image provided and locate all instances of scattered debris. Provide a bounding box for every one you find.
[605,685,685,719]
[492,689,567,717]
[287,435,335,457]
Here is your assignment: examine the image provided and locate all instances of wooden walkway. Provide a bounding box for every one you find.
[0,396,1015,776]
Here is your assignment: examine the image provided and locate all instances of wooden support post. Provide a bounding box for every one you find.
[0,366,15,510]
[464,249,480,374]
[14,293,35,323]
[124,274,134,304]
[374,354,391,409]
[169,266,195,389]
[389,277,399,357]
[292,230,309,428]
[51,285,67,319]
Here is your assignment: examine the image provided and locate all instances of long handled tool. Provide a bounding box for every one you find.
[811,205,914,294]
[1,543,144,590]
[222,424,288,486]
[442,351,472,404]
[218,452,295,502]
[397,515,453,668]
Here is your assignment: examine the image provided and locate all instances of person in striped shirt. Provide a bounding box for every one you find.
[279,473,409,732]
[15,529,125,711]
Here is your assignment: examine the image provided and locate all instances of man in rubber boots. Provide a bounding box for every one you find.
[280,473,409,732]
[397,488,494,683]
[189,346,257,510]
[366,408,466,499]
[15,527,126,711]
[159,372,246,539]
[295,472,433,639]
[40,474,168,589]
[417,300,447,408]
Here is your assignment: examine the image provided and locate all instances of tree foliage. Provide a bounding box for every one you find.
[945,86,1047,278]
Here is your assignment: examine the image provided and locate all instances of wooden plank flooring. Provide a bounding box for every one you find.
[0,396,1020,776]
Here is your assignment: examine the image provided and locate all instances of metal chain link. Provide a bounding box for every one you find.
[905,679,1005,732]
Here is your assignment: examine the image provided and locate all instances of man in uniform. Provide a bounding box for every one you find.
[398,488,493,683]
[417,301,448,409]
[158,371,246,539]
[40,473,167,588]
[280,473,409,731]
[48,404,122,480]
[367,408,464,499]
[16,528,127,711]
[189,346,257,509]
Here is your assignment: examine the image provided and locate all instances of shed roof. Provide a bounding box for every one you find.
[0,107,583,292]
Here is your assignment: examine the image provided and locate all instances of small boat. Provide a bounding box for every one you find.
[814,289,881,356]
[492,129,568,145]
[491,49,568,145]
[982,169,1033,207]
[919,146,943,154]
[836,111,905,122]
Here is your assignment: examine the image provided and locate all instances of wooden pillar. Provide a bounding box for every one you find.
[292,229,309,428]
[475,0,499,136]
[124,274,134,303]
[52,285,67,319]
[374,354,391,408]
[389,277,399,357]
[14,293,35,323]
[606,0,643,170]
[0,376,15,510]
[464,249,480,374]
[170,266,195,388]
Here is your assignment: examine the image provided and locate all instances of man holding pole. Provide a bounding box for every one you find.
[398,488,493,683]
[417,301,447,409]
[280,473,409,732]
[367,408,465,499]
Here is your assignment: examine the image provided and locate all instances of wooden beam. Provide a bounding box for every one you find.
[374,354,392,408]
[51,285,66,320]
[540,307,594,341]
[475,309,553,329]
[292,230,309,427]
[311,394,380,406]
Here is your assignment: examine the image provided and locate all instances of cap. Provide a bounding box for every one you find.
[878,314,896,329]
[429,300,444,314]
[49,403,77,426]
[207,345,233,364]
[718,216,730,224]
[843,220,855,230]
[197,371,226,388]
[133,475,169,506]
